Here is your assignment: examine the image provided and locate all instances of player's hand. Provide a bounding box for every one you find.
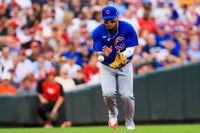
[50,109,57,120]
[103,46,112,56]
[40,97,48,104]
[109,52,128,69]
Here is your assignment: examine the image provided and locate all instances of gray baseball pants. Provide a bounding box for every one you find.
[99,62,135,127]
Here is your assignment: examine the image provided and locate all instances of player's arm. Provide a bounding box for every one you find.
[95,51,104,57]
[92,30,108,61]
[92,29,103,52]
[38,94,48,104]
[37,80,48,104]
[122,47,135,58]
[51,96,64,115]
[51,84,65,115]
[50,95,64,119]
[96,45,118,62]
[121,26,138,59]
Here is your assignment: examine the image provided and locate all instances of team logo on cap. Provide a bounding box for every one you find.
[106,10,110,14]
[114,37,125,50]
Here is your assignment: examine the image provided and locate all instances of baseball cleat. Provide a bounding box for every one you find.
[44,124,52,128]
[61,121,72,128]
[108,117,118,129]
[44,120,52,128]
[126,125,135,130]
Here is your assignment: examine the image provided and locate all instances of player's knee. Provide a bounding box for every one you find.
[103,92,115,97]
[120,94,134,100]
[37,107,44,114]
[121,96,135,104]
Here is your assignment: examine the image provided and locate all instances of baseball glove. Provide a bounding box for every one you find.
[109,52,128,69]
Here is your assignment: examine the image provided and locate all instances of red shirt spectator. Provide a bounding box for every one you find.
[138,12,157,33]
[37,67,71,128]
[83,64,99,83]
[37,68,64,101]
[83,55,99,83]
[138,18,157,33]
[40,81,63,101]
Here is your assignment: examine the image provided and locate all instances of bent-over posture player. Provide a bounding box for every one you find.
[92,6,138,130]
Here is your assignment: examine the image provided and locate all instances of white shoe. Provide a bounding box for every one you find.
[44,124,53,128]
[108,117,118,129]
[126,125,135,130]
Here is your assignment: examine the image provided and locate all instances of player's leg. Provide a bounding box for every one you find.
[100,63,118,128]
[37,103,52,121]
[56,101,72,127]
[37,101,55,127]
[117,62,135,129]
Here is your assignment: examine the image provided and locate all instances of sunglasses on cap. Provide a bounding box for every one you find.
[104,19,117,24]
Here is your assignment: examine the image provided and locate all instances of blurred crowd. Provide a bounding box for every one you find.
[0,0,199,95]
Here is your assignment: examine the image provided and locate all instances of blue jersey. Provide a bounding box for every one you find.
[92,20,138,66]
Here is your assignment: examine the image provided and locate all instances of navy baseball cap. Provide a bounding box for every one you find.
[102,6,118,20]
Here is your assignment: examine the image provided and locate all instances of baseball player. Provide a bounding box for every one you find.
[92,6,138,130]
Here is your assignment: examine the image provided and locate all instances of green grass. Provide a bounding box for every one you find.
[0,124,200,133]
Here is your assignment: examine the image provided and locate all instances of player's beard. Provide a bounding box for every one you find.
[106,21,118,31]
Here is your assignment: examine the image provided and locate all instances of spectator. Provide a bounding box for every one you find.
[33,56,52,81]
[0,72,17,95]
[86,8,101,33]
[172,28,185,52]
[68,0,82,18]
[169,3,179,20]
[0,46,14,75]
[5,24,20,51]
[55,67,76,92]
[13,48,33,83]
[142,33,158,54]
[155,48,182,68]
[155,25,171,46]
[73,69,85,85]
[17,77,36,96]
[0,0,199,80]
[152,2,171,24]
[43,46,55,65]
[83,54,100,84]
[15,0,32,9]
[142,33,160,67]
[179,39,190,63]
[111,0,127,16]
[0,16,7,36]
[16,25,33,45]
[138,11,157,33]
[121,6,140,33]
[37,67,71,128]
[188,42,200,62]
[79,43,91,66]
[8,69,20,88]
[28,41,42,62]
[164,39,180,56]
[133,45,154,74]
[137,0,153,19]
[61,53,82,78]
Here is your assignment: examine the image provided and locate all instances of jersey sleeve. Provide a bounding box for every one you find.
[59,84,65,97]
[92,30,103,51]
[36,79,45,94]
[125,27,139,47]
